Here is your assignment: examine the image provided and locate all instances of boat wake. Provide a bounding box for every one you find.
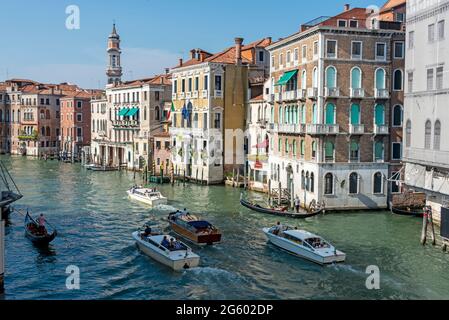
[153,204,178,212]
[185,266,241,280]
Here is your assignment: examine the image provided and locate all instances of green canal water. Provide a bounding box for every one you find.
[2,155,449,300]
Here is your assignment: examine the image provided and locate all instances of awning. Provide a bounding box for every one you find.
[118,108,130,116]
[126,108,139,117]
[276,70,298,86]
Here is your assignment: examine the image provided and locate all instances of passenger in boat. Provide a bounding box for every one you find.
[273,222,283,236]
[143,225,152,237]
[37,214,47,234]
[295,197,301,213]
[161,236,170,248]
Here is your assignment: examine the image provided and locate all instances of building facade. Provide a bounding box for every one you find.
[403,0,449,223]
[266,5,405,210]
[169,38,271,184]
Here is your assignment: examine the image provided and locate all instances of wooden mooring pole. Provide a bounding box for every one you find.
[421,206,436,246]
[0,219,5,294]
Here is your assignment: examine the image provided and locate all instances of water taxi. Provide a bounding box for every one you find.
[127,187,168,206]
[168,211,222,246]
[263,225,346,265]
[132,229,200,271]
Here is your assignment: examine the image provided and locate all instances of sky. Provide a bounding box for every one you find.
[0,0,385,89]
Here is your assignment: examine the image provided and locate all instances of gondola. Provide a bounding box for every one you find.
[391,206,425,218]
[240,196,324,219]
[25,213,57,246]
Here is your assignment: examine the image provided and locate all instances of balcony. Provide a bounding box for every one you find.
[276,123,305,135]
[350,88,365,98]
[275,92,282,103]
[282,90,297,101]
[76,136,83,143]
[214,90,223,98]
[349,124,365,135]
[192,91,199,99]
[297,89,306,100]
[375,89,389,99]
[374,125,389,135]
[172,93,177,100]
[267,94,275,104]
[324,87,340,98]
[306,124,340,135]
[201,90,208,99]
[404,148,449,169]
[179,92,185,99]
[113,120,140,129]
[307,88,318,99]
[186,92,192,99]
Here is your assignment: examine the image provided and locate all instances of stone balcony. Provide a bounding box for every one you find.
[307,88,318,99]
[201,90,208,99]
[112,120,140,129]
[214,90,223,99]
[350,88,365,98]
[306,124,340,135]
[374,125,389,135]
[349,124,365,135]
[273,123,306,135]
[375,89,389,99]
[324,87,340,98]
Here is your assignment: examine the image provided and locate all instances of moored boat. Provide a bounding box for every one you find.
[89,165,118,172]
[25,213,57,246]
[391,206,425,218]
[127,187,168,206]
[263,225,345,265]
[168,211,222,246]
[240,195,324,219]
[132,229,200,271]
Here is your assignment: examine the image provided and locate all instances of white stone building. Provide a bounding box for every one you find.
[403,0,449,223]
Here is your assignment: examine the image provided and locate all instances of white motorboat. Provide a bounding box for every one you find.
[132,231,200,271]
[127,187,167,206]
[263,226,346,265]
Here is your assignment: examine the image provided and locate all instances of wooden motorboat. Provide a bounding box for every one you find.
[127,187,168,206]
[168,212,222,246]
[132,230,200,271]
[89,165,118,172]
[391,206,425,218]
[263,226,346,265]
[240,196,324,219]
[25,213,57,246]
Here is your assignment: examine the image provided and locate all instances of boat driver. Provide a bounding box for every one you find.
[161,236,170,248]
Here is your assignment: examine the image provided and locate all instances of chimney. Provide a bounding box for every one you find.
[199,51,207,62]
[165,68,170,75]
[235,37,244,65]
[190,49,196,60]
[179,58,183,67]
[344,4,350,11]
[267,37,272,45]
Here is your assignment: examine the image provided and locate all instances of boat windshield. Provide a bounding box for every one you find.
[305,237,330,249]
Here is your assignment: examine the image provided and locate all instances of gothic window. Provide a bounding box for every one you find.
[324,173,334,195]
[434,120,441,150]
[373,172,383,194]
[349,172,359,194]
[425,120,432,149]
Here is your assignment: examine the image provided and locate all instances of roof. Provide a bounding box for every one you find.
[111,74,171,89]
[319,8,370,28]
[380,0,407,13]
[154,131,171,138]
[249,94,264,102]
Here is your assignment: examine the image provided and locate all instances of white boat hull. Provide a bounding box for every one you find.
[133,232,199,271]
[127,191,167,206]
[263,229,346,265]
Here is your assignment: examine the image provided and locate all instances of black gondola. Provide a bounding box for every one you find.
[391,206,425,218]
[240,196,324,219]
[25,213,57,246]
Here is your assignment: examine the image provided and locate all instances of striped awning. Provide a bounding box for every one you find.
[118,108,130,116]
[126,108,139,117]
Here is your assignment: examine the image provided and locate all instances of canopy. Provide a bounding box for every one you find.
[126,107,139,117]
[276,70,298,86]
[118,108,130,116]
[188,221,212,229]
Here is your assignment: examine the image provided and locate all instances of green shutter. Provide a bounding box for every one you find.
[375,104,385,125]
[375,142,384,160]
[325,142,334,158]
[351,68,361,89]
[351,104,360,125]
[312,104,318,124]
[325,104,335,125]
[375,69,385,89]
[326,67,336,88]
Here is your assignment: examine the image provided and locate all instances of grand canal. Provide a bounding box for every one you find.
[2,155,449,300]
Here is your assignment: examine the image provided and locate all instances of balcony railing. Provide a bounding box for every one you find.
[172,93,177,100]
[214,90,223,98]
[76,136,83,143]
[113,120,140,128]
[275,92,282,102]
[267,94,275,104]
[374,125,389,135]
[179,92,185,99]
[201,90,208,99]
[275,123,305,135]
[186,92,192,99]
[306,124,340,135]
[297,89,306,100]
[350,88,365,98]
[324,87,340,98]
[375,89,389,99]
[307,88,318,99]
[282,90,297,101]
[192,91,199,99]
[349,124,365,135]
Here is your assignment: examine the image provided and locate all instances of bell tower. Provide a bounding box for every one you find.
[106,23,122,85]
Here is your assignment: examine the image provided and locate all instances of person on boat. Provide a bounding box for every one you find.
[143,225,152,237]
[161,236,170,248]
[295,197,301,213]
[37,214,47,235]
[273,222,283,236]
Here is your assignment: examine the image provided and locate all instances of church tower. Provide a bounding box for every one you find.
[106,23,122,85]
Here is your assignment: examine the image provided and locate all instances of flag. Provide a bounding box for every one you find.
[167,102,175,120]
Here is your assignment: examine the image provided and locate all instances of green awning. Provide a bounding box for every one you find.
[118,108,130,116]
[126,107,139,117]
[276,70,298,86]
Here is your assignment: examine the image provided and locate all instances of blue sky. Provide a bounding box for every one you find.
[0,0,384,89]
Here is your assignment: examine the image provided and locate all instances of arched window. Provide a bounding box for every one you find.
[306,172,310,191]
[301,170,305,189]
[350,141,360,162]
[375,68,386,89]
[393,105,403,127]
[300,140,305,157]
[393,70,403,91]
[425,120,432,149]
[278,138,282,153]
[92,120,95,132]
[41,127,45,136]
[284,106,289,124]
[373,172,383,194]
[144,107,147,121]
[292,140,297,156]
[375,104,385,126]
[312,67,318,88]
[349,172,359,194]
[312,104,318,124]
[351,67,362,89]
[434,120,441,150]
[324,173,334,195]
[45,110,50,120]
[310,173,315,193]
[326,66,337,88]
[46,126,51,137]
[406,120,412,148]
[350,104,361,125]
[324,141,335,162]
[375,141,384,161]
[193,113,199,128]
[325,103,336,125]
[301,104,306,124]
[285,139,289,154]
[155,106,160,121]
[278,106,283,124]
[301,70,307,89]
[312,141,317,159]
